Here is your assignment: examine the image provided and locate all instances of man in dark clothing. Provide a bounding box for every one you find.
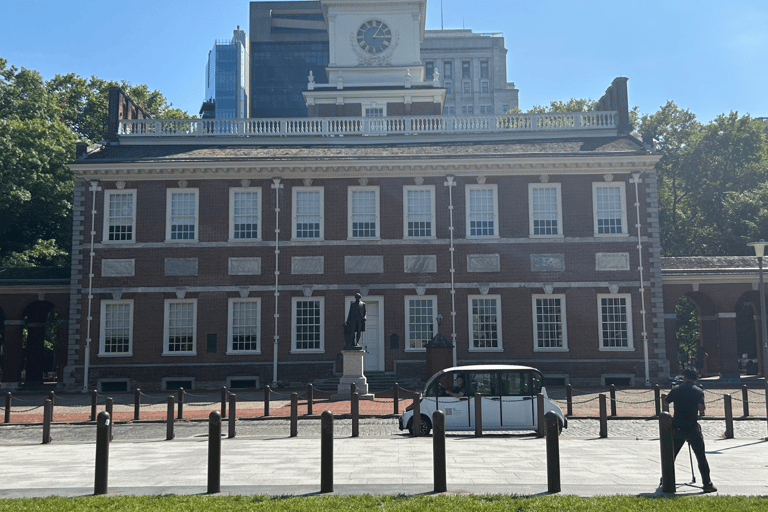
[344,293,366,348]
[664,368,717,493]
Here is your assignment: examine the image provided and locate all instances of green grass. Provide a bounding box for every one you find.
[1,495,767,512]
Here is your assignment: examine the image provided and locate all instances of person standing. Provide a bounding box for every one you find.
[664,368,717,493]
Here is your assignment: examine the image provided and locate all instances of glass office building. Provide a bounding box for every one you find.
[205,27,249,119]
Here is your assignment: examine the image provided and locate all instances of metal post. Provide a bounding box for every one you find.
[474,392,482,437]
[742,385,749,417]
[228,393,236,439]
[565,384,573,417]
[394,383,400,415]
[320,410,333,493]
[765,381,768,438]
[610,384,617,417]
[105,397,113,441]
[290,392,298,437]
[178,388,185,420]
[207,411,221,494]
[90,389,98,422]
[167,395,175,441]
[4,392,10,423]
[659,412,675,493]
[537,393,546,438]
[599,393,608,438]
[351,391,359,437]
[350,383,356,395]
[307,383,313,416]
[432,410,447,493]
[724,394,734,439]
[94,411,110,495]
[545,411,561,493]
[134,388,140,421]
[661,393,669,412]
[48,391,55,419]
[758,254,768,378]
[654,384,661,417]
[413,394,421,437]
[221,386,227,419]
[42,399,52,444]
[264,385,270,417]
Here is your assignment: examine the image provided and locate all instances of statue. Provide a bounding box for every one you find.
[344,293,366,349]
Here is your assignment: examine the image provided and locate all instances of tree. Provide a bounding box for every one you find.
[528,98,639,130]
[675,297,700,369]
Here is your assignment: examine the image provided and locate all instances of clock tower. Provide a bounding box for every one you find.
[303,0,445,117]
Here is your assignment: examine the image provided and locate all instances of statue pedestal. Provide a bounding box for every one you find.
[332,348,375,401]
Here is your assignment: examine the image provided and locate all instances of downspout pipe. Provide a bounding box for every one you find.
[271,178,283,387]
[444,175,458,367]
[631,172,651,386]
[83,180,101,391]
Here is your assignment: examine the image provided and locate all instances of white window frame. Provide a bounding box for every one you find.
[99,299,133,356]
[292,186,324,240]
[481,80,489,94]
[229,187,261,241]
[597,293,634,351]
[465,184,499,238]
[468,295,502,352]
[163,299,197,356]
[532,294,568,351]
[166,188,199,242]
[444,80,452,94]
[593,182,628,236]
[480,60,489,79]
[424,60,435,80]
[227,298,261,354]
[364,106,386,117]
[348,186,380,240]
[291,297,325,353]
[403,185,436,239]
[405,295,437,352]
[443,61,452,79]
[103,189,136,243]
[529,183,563,238]
[462,80,471,95]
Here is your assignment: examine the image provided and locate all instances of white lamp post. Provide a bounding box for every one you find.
[748,239,768,378]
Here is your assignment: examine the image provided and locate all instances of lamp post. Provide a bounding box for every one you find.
[748,239,768,378]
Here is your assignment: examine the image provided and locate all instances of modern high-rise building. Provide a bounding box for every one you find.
[204,27,249,119]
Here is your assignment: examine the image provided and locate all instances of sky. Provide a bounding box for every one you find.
[1,0,766,123]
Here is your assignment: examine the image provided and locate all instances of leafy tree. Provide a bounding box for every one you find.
[528,98,638,130]
[675,297,700,369]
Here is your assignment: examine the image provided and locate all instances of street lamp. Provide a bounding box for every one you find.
[747,239,768,378]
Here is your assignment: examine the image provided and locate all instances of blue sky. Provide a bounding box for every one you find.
[1,0,766,123]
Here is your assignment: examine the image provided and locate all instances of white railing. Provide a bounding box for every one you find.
[118,112,618,138]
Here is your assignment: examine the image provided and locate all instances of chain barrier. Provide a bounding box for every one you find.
[49,393,79,403]
[9,395,44,403]
[8,405,43,413]
[138,392,172,405]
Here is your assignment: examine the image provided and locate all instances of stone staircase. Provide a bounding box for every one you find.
[312,371,402,392]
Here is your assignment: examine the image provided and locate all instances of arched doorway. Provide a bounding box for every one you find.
[22,301,60,385]
[737,293,761,375]
[674,296,701,373]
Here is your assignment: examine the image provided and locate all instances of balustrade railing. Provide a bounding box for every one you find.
[117,111,619,139]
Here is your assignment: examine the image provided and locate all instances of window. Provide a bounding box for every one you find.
[533,295,567,350]
[449,106,455,115]
[166,189,198,241]
[462,106,467,115]
[480,61,489,79]
[229,188,260,240]
[598,294,633,350]
[481,80,489,94]
[425,61,434,80]
[469,295,501,350]
[529,184,562,237]
[502,104,509,113]
[163,299,197,355]
[463,81,471,94]
[228,298,260,353]
[480,106,491,115]
[404,185,435,238]
[443,61,452,79]
[444,81,452,94]
[293,187,323,240]
[364,107,384,117]
[104,190,136,242]
[405,296,436,350]
[292,297,324,352]
[348,186,380,239]
[462,60,471,79]
[99,300,133,356]
[593,182,627,235]
[467,106,474,115]
[466,184,498,238]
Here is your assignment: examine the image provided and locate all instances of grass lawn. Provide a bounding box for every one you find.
[1,495,767,511]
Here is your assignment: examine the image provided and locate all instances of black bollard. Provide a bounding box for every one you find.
[545,411,561,493]
[178,388,185,420]
[307,384,314,416]
[42,399,52,444]
[742,385,749,417]
[290,392,298,437]
[320,410,334,493]
[394,383,400,415]
[413,394,421,437]
[221,387,227,419]
[432,410,447,493]
[207,411,221,494]
[264,385,271,417]
[724,394,734,439]
[48,391,55,419]
[661,393,669,412]
[599,393,608,438]
[134,388,141,421]
[565,384,573,417]
[167,395,175,441]
[228,393,236,439]
[90,389,98,422]
[94,411,110,495]
[5,392,11,423]
[610,384,617,417]
[105,397,114,442]
[659,412,675,493]
[765,381,768,433]
[474,392,483,437]
[350,383,356,395]
[654,384,661,417]
[537,393,546,438]
[351,391,359,437]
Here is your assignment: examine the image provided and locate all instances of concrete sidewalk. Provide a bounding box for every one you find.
[1,433,767,498]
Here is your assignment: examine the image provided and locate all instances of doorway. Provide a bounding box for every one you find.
[346,295,384,372]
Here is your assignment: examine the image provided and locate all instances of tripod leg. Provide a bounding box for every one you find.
[688,443,696,483]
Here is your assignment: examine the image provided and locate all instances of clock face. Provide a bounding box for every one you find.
[357,20,392,54]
